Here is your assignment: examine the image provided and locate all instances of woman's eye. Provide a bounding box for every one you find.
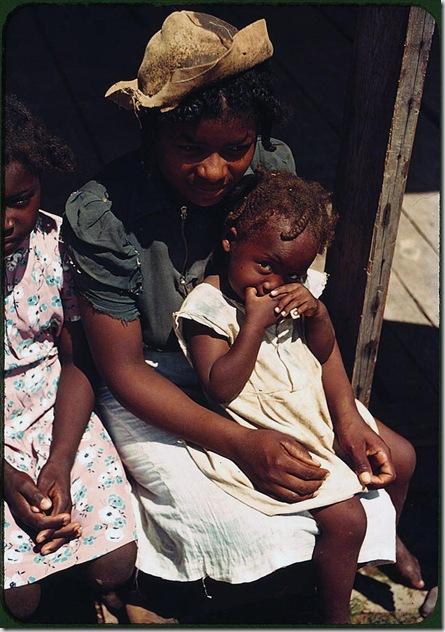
[5,195,31,209]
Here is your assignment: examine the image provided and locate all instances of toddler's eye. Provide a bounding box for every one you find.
[286,272,308,283]
[259,262,272,272]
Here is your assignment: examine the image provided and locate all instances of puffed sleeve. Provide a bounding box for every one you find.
[61,181,143,321]
[251,138,296,174]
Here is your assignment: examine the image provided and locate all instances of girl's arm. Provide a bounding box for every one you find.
[35,319,98,553]
[321,340,396,488]
[269,283,335,363]
[303,300,336,363]
[79,296,328,503]
[183,319,263,404]
[184,286,284,403]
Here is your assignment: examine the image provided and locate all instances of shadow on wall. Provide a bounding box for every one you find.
[4,4,440,214]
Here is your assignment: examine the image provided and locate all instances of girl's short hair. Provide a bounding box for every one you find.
[225,167,337,253]
[5,95,75,175]
[140,62,285,151]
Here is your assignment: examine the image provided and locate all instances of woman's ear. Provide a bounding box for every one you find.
[222,227,237,253]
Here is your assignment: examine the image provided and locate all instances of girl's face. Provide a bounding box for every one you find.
[4,161,41,257]
[223,221,319,300]
[156,114,257,208]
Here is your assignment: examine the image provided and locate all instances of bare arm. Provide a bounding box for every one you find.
[35,320,99,553]
[321,340,396,488]
[184,286,279,403]
[79,296,328,502]
[269,283,335,363]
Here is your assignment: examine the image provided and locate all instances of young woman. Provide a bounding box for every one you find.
[62,10,423,622]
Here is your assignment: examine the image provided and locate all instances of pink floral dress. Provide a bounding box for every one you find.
[4,211,136,589]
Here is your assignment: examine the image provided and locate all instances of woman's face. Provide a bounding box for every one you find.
[3,161,41,257]
[156,114,257,207]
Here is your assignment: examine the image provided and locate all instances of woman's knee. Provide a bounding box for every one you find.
[4,582,41,621]
[393,435,416,481]
[84,541,137,594]
[375,419,417,481]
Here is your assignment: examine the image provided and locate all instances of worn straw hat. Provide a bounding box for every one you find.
[105,11,273,113]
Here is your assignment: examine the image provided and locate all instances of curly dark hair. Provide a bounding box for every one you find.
[225,167,337,254]
[140,62,285,151]
[4,95,75,176]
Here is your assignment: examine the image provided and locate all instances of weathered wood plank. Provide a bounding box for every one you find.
[324,6,435,405]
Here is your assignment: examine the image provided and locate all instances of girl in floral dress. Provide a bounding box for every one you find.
[3,96,137,622]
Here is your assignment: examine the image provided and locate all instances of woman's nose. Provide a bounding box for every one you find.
[196,153,228,182]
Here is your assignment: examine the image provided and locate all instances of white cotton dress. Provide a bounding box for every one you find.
[174,271,377,516]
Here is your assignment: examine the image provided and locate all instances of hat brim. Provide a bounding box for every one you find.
[105,19,273,113]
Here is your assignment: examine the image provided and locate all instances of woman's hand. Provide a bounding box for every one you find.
[35,460,81,554]
[244,287,279,330]
[334,411,396,488]
[4,461,80,554]
[234,428,329,502]
[269,282,320,318]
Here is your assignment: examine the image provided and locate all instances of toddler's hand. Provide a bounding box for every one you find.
[244,287,279,330]
[269,282,319,319]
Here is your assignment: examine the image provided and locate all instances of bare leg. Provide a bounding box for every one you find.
[311,496,366,624]
[375,419,424,589]
[83,543,177,624]
[4,582,41,621]
[82,541,138,616]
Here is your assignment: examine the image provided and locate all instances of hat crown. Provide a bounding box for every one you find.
[138,11,238,97]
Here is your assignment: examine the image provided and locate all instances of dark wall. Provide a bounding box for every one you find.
[4,5,439,214]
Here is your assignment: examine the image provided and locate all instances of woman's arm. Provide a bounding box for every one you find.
[79,296,328,503]
[321,340,396,487]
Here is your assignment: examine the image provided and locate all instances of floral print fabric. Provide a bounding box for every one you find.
[4,211,136,589]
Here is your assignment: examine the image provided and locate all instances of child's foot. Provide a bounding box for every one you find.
[392,536,425,589]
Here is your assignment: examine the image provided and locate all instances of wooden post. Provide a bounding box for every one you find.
[324,6,435,406]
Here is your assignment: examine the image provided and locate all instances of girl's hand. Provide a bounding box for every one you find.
[269,282,320,318]
[244,287,279,330]
[35,460,81,555]
[334,411,396,488]
[4,461,78,552]
[234,428,329,502]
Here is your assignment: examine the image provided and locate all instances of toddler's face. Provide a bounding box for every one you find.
[4,161,41,257]
[223,221,319,300]
[156,114,256,208]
